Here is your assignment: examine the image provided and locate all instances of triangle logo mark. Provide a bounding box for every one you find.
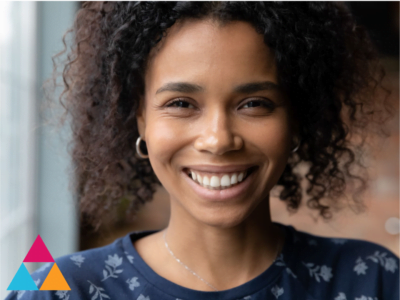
[7,263,39,290]
[23,235,55,263]
[40,263,71,291]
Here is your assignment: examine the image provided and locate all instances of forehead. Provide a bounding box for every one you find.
[144,18,277,93]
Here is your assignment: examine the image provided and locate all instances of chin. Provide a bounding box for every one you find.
[193,206,252,229]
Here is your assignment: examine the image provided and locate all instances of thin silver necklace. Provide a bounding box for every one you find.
[162,226,283,292]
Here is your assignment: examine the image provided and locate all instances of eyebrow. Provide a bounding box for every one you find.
[156,82,204,94]
[155,81,281,95]
[233,81,281,94]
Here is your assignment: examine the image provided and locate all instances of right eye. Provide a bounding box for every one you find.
[166,99,195,109]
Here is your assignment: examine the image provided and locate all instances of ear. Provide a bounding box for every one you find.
[136,96,146,139]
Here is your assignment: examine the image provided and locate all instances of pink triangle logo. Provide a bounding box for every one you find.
[23,235,55,263]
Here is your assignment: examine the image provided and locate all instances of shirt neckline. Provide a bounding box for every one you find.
[122,221,296,300]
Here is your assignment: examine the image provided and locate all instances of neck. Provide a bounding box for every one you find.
[163,195,284,291]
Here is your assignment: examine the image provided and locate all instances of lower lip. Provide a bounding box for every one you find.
[182,168,257,201]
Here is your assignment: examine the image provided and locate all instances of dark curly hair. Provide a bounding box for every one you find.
[45,1,393,231]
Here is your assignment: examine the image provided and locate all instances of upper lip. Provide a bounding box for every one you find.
[183,164,257,173]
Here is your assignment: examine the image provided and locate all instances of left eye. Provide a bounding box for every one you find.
[166,99,195,109]
[241,100,273,109]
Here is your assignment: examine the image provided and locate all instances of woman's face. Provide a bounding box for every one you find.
[137,19,293,228]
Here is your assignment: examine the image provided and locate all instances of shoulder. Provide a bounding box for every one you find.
[292,226,399,272]
[291,225,399,263]
[287,225,399,300]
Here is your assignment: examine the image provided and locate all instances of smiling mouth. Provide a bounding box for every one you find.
[183,166,258,190]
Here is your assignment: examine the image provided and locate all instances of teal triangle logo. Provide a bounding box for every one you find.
[7,263,39,290]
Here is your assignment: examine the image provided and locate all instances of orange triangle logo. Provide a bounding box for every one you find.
[39,263,70,290]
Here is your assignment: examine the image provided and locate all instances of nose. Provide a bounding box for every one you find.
[194,108,243,155]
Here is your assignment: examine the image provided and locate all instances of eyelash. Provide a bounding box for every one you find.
[166,98,196,109]
[166,98,275,110]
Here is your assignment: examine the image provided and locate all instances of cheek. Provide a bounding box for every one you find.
[249,114,292,190]
[248,116,292,158]
[145,118,188,171]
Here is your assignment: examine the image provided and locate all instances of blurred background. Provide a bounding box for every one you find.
[0,2,398,298]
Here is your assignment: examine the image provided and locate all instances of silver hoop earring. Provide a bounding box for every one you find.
[136,136,149,159]
[291,139,301,153]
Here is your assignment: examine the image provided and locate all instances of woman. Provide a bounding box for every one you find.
[6,2,398,300]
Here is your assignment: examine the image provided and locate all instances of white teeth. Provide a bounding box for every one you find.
[220,175,230,186]
[230,174,237,185]
[203,176,210,186]
[238,172,244,182]
[197,174,202,185]
[210,176,220,187]
[187,168,253,190]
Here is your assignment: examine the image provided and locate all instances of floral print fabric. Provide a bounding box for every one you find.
[4,222,399,300]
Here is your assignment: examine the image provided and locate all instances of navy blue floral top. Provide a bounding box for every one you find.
[5,222,399,300]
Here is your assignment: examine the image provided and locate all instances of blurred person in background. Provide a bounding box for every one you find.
[5,2,399,300]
